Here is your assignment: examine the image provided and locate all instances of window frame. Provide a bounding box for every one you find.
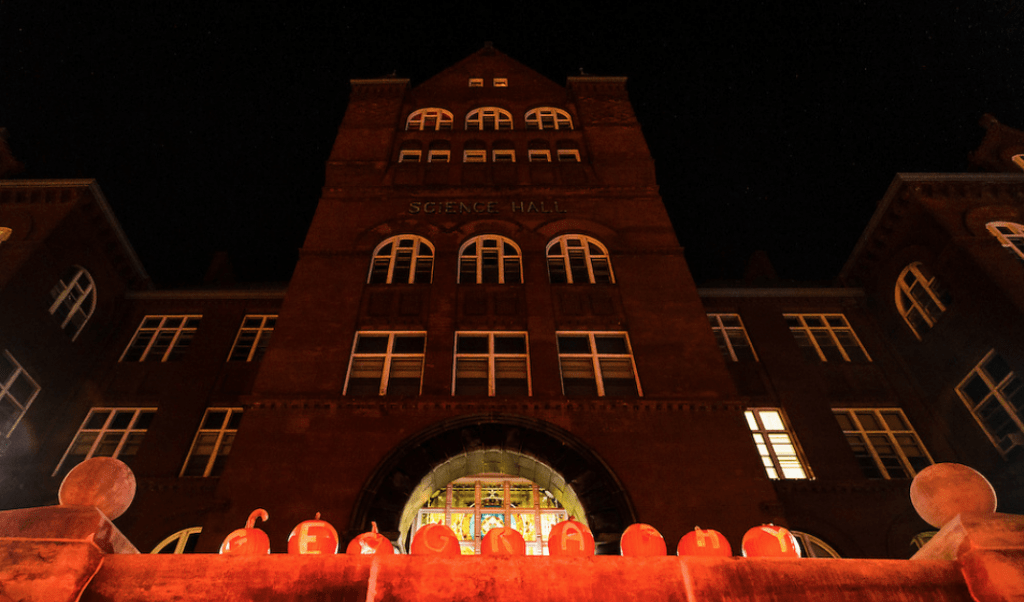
[528,149,551,163]
[119,315,202,362]
[427,149,451,163]
[955,349,1024,455]
[458,235,523,284]
[151,527,202,554]
[463,149,487,163]
[744,408,811,480]
[1012,154,1024,171]
[367,235,434,284]
[556,149,581,163]
[398,149,422,163]
[986,221,1024,262]
[791,531,841,558]
[53,407,156,476]
[493,78,508,87]
[525,108,574,131]
[452,332,531,397]
[1,350,40,438]
[227,315,276,362]
[546,235,614,284]
[465,107,514,131]
[180,407,243,477]
[784,313,871,362]
[895,263,950,340]
[556,331,641,398]
[833,408,934,479]
[707,313,758,362]
[468,78,484,88]
[48,266,96,341]
[492,149,516,163]
[406,108,454,131]
[344,331,427,396]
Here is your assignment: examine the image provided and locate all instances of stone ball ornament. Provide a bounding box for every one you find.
[220,509,271,555]
[741,524,800,558]
[910,462,997,528]
[547,517,595,557]
[58,457,136,520]
[619,523,667,557]
[288,512,339,555]
[677,527,733,557]
[346,521,395,555]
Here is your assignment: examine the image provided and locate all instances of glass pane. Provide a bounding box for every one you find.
[450,512,475,541]
[455,358,488,396]
[512,512,536,542]
[95,432,124,457]
[494,335,526,355]
[882,411,909,431]
[480,513,504,537]
[557,336,591,354]
[457,336,489,354]
[393,335,425,354]
[202,410,228,430]
[594,336,628,355]
[834,412,854,431]
[451,484,475,508]
[758,410,785,431]
[856,412,881,431]
[355,335,389,354]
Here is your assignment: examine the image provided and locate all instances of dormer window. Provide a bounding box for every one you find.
[525,108,573,131]
[466,108,513,131]
[469,78,484,88]
[406,108,454,131]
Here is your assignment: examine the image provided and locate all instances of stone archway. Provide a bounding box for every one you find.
[348,414,635,554]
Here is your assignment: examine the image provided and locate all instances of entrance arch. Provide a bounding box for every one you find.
[348,414,635,554]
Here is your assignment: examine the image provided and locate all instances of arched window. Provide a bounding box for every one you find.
[525,108,573,130]
[986,221,1024,261]
[151,527,202,554]
[465,107,513,131]
[895,262,950,339]
[406,108,453,131]
[49,266,96,341]
[459,236,522,284]
[368,236,434,284]
[791,531,841,558]
[413,473,569,555]
[428,140,451,163]
[1012,154,1024,171]
[546,235,613,284]
[397,141,422,163]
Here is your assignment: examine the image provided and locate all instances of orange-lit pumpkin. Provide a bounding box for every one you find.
[619,523,667,557]
[547,517,595,557]
[410,523,461,556]
[741,524,800,558]
[677,527,732,557]
[287,512,339,555]
[481,527,526,556]
[220,508,270,555]
[345,521,394,555]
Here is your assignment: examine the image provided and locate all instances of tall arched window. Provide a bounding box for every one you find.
[151,527,202,554]
[465,107,513,131]
[895,262,950,339]
[49,266,96,341]
[986,221,1024,261]
[406,108,453,131]
[368,236,434,284]
[459,235,522,283]
[546,235,613,284]
[525,107,573,130]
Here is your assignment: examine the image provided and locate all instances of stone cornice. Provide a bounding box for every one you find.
[243,397,747,413]
[698,287,863,298]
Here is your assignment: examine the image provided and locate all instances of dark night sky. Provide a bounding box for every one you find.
[3,3,1022,287]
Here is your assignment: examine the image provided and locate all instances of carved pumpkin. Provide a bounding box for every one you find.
[741,524,800,558]
[220,508,270,555]
[287,512,339,555]
[481,527,526,556]
[547,517,595,557]
[677,527,732,557]
[345,521,394,555]
[619,523,667,557]
[410,523,461,556]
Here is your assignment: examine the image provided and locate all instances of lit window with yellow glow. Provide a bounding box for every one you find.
[745,408,810,479]
[414,475,567,555]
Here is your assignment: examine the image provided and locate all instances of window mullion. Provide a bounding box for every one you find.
[380,335,395,396]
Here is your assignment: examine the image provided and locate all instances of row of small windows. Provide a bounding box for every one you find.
[406,107,573,131]
[344,330,641,398]
[399,145,581,164]
[120,314,276,363]
[368,234,613,285]
[708,313,870,364]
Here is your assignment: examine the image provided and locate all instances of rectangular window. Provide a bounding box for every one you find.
[745,408,810,479]
[708,314,758,362]
[54,407,155,476]
[528,149,551,163]
[784,314,870,362]
[228,315,276,362]
[181,407,242,477]
[556,332,640,397]
[428,150,450,163]
[120,315,202,362]
[345,332,426,396]
[556,149,581,163]
[463,150,487,163]
[469,78,484,88]
[453,333,530,396]
[493,78,508,87]
[492,149,516,163]
[956,350,1024,454]
[0,350,40,438]
[398,150,422,163]
[834,408,933,479]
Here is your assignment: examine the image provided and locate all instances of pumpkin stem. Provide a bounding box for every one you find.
[371,521,379,534]
[245,508,269,529]
[315,512,321,520]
